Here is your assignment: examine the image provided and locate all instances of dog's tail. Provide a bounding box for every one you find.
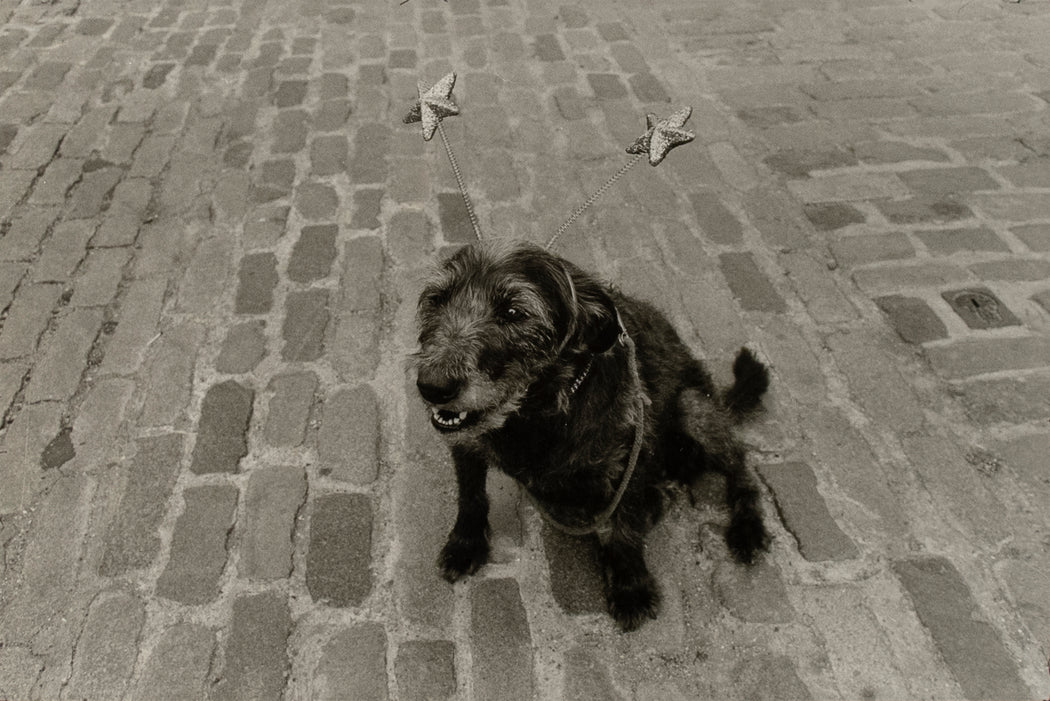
[722,347,769,420]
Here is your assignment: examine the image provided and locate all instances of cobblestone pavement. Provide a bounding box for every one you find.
[1,0,1049,698]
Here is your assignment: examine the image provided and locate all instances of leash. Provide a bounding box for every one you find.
[524,323,649,538]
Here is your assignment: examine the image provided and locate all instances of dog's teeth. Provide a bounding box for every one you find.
[457,411,467,420]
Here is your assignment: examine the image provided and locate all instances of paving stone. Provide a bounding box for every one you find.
[156,484,238,604]
[892,557,1030,700]
[763,148,857,178]
[130,623,214,701]
[718,252,787,313]
[189,380,253,474]
[851,262,970,293]
[295,181,339,220]
[688,190,743,245]
[272,109,309,152]
[395,640,455,701]
[288,224,338,282]
[241,466,307,581]
[969,258,1050,282]
[317,384,379,484]
[264,371,318,447]
[993,432,1050,497]
[281,288,329,361]
[563,646,623,701]
[313,624,389,701]
[350,188,383,229]
[587,73,628,100]
[827,328,928,433]
[274,79,307,107]
[533,33,565,61]
[471,578,534,701]
[801,201,865,231]
[306,492,372,607]
[874,196,973,225]
[349,123,390,184]
[331,312,381,382]
[712,559,795,624]
[32,219,95,282]
[852,141,950,165]
[0,282,63,360]
[873,295,948,344]
[897,166,1000,196]
[215,321,267,374]
[70,377,134,471]
[941,287,1020,329]
[69,248,130,307]
[99,433,183,576]
[234,252,278,314]
[830,232,914,267]
[65,166,123,220]
[212,592,292,701]
[1011,223,1050,252]
[310,134,348,176]
[64,591,144,701]
[29,157,83,205]
[916,227,1008,254]
[787,172,909,203]
[779,251,858,325]
[756,462,859,562]
[926,336,1050,379]
[7,123,67,169]
[138,321,203,427]
[542,524,605,614]
[967,192,1050,222]
[25,308,103,403]
[0,208,58,262]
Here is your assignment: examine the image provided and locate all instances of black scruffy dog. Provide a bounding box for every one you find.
[414,240,770,631]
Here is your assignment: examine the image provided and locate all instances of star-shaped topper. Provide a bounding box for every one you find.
[625,107,695,166]
[403,72,459,141]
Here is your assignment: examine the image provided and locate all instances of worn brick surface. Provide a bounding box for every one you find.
[130,624,214,701]
[3,0,1048,697]
[306,492,372,607]
[317,384,379,484]
[190,380,253,474]
[471,578,534,701]
[64,591,145,701]
[212,592,292,701]
[263,370,318,447]
[281,288,329,361]
[156,485,238,605]
[893,557,1030,700]
[241,466,306,581]
[100,433,184,576]
[215,320,267,374]
[756,462,859,561]
[313,624,389,701]
[395,640,456,701]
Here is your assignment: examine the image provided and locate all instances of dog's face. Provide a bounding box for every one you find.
[414,241,619,442]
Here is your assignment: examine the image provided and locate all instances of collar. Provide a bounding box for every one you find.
[566,356,593,398]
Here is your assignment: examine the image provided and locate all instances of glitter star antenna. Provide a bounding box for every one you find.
[403,72,482,242]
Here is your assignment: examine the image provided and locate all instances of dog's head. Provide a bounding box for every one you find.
[414,241,620,441]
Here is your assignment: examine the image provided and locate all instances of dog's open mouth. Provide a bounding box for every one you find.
[429,407,479,432]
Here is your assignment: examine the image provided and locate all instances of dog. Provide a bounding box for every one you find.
[414,240,770,631]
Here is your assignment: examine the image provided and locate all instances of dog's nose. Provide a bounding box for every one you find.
[416,373,463,404]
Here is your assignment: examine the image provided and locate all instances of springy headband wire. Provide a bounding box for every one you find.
[403,71,695,249]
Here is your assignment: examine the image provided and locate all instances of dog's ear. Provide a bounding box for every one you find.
[559,264,621,355]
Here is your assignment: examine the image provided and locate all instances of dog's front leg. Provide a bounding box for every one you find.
[439,445,491,582]
[600,510,661,631]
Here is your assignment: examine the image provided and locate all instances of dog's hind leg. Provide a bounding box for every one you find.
[677,390,770,563]
[439,445,492,582]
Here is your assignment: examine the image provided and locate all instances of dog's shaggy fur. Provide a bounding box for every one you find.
[414,240,770,631]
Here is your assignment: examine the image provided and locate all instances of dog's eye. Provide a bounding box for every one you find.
[496,304,526,323]
[423,288,451,308]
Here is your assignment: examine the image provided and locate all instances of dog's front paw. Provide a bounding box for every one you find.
[726,511,770,564]
[606,574,661,632]
[438,533,490,582]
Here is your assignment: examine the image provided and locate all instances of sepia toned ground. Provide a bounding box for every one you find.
[1,0,1049,698]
